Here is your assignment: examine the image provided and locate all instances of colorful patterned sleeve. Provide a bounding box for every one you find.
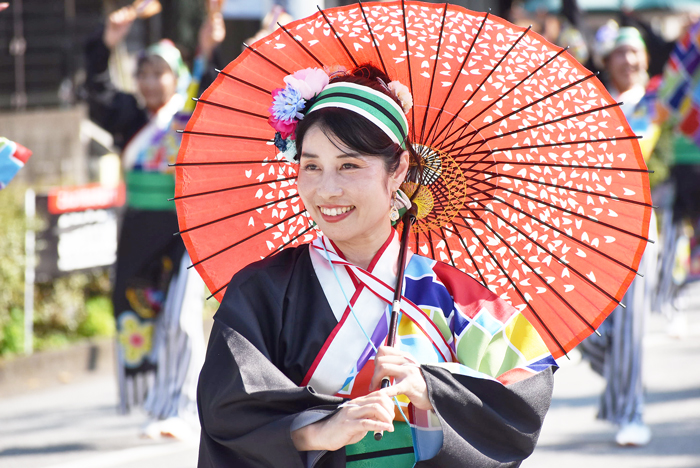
[400,255,557,464]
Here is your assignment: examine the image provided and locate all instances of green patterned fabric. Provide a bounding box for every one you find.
[345,421,415,467]
[125,171,176,211]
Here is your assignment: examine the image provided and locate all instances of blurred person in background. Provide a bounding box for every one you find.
[83,1,225,440]
[579,24,658,447]
[655,19,700,333]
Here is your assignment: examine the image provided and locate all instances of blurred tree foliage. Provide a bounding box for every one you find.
[0,186,28,355]
[0,186,115,358]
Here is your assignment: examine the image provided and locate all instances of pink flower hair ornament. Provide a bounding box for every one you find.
[268,68,330,161]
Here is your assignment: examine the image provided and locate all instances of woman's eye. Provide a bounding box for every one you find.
[303,164,318,171]
[341,163,359,169]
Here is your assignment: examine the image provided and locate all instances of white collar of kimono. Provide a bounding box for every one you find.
[122,92,185,171]
[306,232,454,395]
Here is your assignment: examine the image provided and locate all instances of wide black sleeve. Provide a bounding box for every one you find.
[84,28,148,150]
[418,367,555,468]
[197,247,345,468]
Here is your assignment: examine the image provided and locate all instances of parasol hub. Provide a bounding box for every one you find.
[402,144,468,234]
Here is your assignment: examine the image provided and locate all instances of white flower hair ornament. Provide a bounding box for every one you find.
[388,80,413,114]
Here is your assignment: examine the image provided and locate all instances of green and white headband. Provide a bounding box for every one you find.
[306,82,409,149]
[268,67,412,160]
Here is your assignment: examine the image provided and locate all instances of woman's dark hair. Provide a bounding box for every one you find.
[295,64,422,182]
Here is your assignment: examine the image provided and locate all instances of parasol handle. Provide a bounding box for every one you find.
[374,207,416,441]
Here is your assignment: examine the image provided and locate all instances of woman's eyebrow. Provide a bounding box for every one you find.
[299,152,363,159]
[337,152,363,159]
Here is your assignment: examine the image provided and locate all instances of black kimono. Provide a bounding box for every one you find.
[197,244,555,468]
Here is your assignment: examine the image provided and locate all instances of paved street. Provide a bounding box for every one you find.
[524,285,700,468]
[0,376,197,468]
[1,285,699,468]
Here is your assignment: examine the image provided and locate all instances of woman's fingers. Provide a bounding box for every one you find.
[381,378,413,400]
[370,360,418,391]
[345,400,394,425]
[376,345,405,357]
[358,418,394,433]
[352,392,396,418]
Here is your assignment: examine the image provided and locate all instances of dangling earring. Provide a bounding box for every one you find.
[389,192,400,222]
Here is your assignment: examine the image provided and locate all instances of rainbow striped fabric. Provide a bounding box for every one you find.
[402,255,557,385]
[394,255,557,462]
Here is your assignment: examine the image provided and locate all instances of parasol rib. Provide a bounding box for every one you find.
[435,47,569,148]
[464,184,645,277]
[191,97,268,120]
[468,176,653,242]
[358,1,388,76]
[400,0,416,141]
[170,160,291,167]
[429,25,532,150]
[450,218,568,357]
[485,161,652,173]
[264,224,317,258]
[452,135,643,159]
[188,209,308,269]
[176,194,301,236]
[170,175,296,201]
[424,11,490,148]
[461,198,629,311]
[450,216,603,338]
[455,229,490,287]
[423,183,489,287]
[205,223,317,300]
[426,229,438,265]
[242,43,292,75]
[417,3,449,145]
[453,72,598,151]
[178,130,271,142]
[465,167,654,208]
[436,227,459,269]
[317,6,359,68]
[276,23,325,67]
[216,69,272,94]
[461,101,624,152]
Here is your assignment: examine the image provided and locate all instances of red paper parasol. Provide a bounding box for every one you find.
[174,1,652,358]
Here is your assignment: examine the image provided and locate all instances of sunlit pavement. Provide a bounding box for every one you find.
[525,281,700,468]
[0,284,698,468]
[0,375,197,468]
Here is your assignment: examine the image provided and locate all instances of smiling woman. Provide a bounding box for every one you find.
[294,66,420,269]
[296,124,409,269]
[197,63,558,468]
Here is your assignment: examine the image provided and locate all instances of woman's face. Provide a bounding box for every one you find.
[606,45,647,94]
[136,57,177,112]
[297,125,408,253]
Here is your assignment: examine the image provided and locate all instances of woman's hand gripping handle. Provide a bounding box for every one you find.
[371,345,434,441]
